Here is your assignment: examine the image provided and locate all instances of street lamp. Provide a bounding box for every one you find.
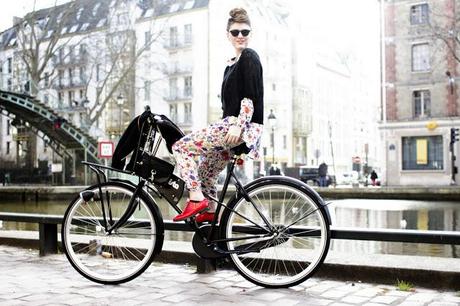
[116,94,124,135]
[268,109,277,165]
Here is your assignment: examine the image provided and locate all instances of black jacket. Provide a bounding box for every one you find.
[220,48,264,124]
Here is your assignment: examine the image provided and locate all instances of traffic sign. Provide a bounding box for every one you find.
[98,141,114,158]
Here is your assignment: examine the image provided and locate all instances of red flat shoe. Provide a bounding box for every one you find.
[173,199,209,222]
[196,212,215,223]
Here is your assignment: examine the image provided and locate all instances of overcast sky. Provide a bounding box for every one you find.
[0,0,71,32]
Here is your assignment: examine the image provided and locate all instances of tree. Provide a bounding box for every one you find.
[15,1,78,95]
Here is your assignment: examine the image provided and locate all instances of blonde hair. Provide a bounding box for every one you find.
[226,8,251,31]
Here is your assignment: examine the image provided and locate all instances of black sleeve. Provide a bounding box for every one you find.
[239,48,263,102]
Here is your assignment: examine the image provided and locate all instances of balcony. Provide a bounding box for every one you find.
[164,91,192,102]
[166,65,192,76]
[52,54,88,67]
[163,38,192,51]
[53,78,87,90]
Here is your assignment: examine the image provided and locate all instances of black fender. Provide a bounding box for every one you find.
[233,176,332,225]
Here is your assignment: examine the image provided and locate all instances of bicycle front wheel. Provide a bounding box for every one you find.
[62,182,163,284]
[220,179,330,288]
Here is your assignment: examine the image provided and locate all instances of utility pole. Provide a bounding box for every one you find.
[450,127,459,185]
[328,121,336,186]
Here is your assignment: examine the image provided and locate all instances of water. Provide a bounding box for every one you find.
[0,198,459,258]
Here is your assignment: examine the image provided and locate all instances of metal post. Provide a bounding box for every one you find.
[39,223,58,256]
[84,146,88,186]
[272,127,275,164]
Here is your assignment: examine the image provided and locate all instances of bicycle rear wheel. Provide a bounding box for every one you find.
[62,181,164,284]
[220,178,330,288]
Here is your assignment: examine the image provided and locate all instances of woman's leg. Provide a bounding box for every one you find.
[198,150,232,211]
[172,120,237,201]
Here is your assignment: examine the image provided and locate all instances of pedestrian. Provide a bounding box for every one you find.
[172,8,264,223]
[318,162,328,187]
[269,164,281,175]
[370,170,378,186]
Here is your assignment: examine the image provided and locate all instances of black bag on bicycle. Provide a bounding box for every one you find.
[133,154,174,184]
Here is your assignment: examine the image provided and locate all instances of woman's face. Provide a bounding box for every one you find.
[227,22,251,53]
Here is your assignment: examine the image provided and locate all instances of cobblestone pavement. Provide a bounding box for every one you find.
[0,245,459,306]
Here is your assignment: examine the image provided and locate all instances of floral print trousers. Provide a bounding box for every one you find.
[172,117,243,210]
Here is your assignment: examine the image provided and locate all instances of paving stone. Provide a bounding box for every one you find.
[369,295,401,304]
[354,287,384,298]
[405,292,438,303]
[341,295,370,304]
[321,290,349,299]
[428,302,458,306]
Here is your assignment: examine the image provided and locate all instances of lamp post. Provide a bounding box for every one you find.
[116,94,124,136]
[268,109,277,165]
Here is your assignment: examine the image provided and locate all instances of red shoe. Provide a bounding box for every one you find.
[196,212,215,223]
[173,199,209,222]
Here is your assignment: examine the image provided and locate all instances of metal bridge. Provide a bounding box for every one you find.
[0,90,99,161]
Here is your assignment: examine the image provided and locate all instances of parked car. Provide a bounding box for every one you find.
[298,166,335,187]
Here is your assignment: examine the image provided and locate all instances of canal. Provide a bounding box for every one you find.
[0,198,458,258]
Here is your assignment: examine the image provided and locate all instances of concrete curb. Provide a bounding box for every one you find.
[1,185,460,201]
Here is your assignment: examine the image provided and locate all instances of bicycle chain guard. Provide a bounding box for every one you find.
[192,225,227,259]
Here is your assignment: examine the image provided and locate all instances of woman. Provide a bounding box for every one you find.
[172,8,264,222]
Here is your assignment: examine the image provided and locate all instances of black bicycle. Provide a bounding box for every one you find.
[61,111,332,288]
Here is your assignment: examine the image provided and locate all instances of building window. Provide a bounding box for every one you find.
[58,92,63,106]
[184,76,192,97]
[184,103,192,123]
[68,91,74,106]
[96,64,101,82]
[169,77,178,99]
[145,31,151,50]
[272,83,276,91]
[44,72,49,87]
[184,24,192,44]
[412,43,430,72]
[410,3,429,25]
[6,141,10,155]
[170,104,178,122]
[402,135,443,170]
[413,90,431,118]
[7,78,12,91]
[58,70,63,86]
[283,135,287,149]
[7,57,12,73]
[80,67,86,83]
[68,68,73,85]
[169,26,178,47]
[144,81,151,100]
[6,120,10,136]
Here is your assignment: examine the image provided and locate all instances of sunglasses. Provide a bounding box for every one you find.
[229,29,251,37]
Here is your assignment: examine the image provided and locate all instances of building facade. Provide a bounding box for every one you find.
[382,0,460,186]
[0,0,382,183]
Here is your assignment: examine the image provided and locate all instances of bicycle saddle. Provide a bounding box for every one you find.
[231,143,251,156]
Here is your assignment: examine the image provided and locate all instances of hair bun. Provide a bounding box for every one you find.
[229,8,248,19]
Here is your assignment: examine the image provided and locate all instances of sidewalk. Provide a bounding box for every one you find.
[0,246,459,306]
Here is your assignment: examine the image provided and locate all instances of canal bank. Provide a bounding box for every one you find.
[0,185,459,202]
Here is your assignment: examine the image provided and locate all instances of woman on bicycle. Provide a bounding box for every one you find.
[172,7,264,222]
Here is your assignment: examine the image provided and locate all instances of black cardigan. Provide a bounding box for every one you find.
[220,48,264,124]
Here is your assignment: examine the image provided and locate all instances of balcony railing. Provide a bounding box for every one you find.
[52,54,88,67]
[164,92,192,102]
[53,78,87,90]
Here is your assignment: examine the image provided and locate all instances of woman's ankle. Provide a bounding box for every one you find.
[189,190,205,202]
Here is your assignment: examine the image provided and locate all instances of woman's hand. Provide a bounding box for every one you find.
[224,125,242,145]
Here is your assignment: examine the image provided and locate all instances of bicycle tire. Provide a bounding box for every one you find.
[220,177,331,288]
[62,181,164,285]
